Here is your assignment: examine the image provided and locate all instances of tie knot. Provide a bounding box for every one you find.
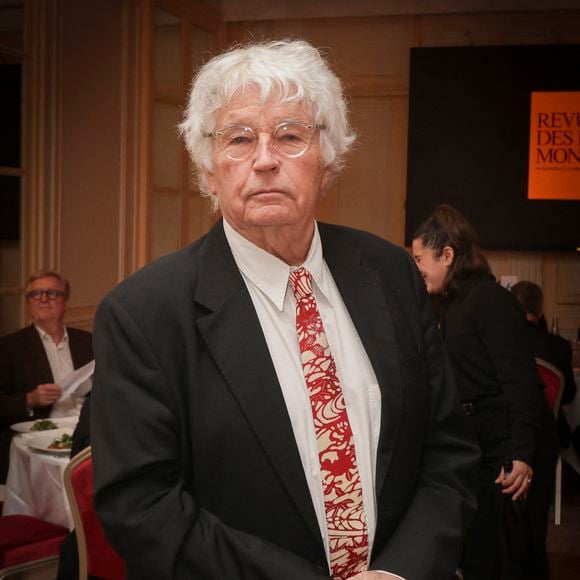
[289,267,313,301]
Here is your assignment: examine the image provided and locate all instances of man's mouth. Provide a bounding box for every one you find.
[249,189,283,196]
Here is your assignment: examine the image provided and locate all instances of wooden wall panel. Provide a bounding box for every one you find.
[58,1,123,322]
[336,96,407,242]
[299,16,414,78]
[221,1,580,22]
[416,11,580,46]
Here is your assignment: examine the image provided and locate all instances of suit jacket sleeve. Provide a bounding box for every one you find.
[0,329,43,425]
[370,257,479,579]
[0,353,29,425]
[91,294,330,580]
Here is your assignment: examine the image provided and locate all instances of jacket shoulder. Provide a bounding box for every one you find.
[97,237,209,331]
[66,326,93,341]
[470,278,521,311]
[0,325,37,347]
[112,243,201,302]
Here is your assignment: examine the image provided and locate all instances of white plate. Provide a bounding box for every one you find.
[10,417,78,434]
[25,428,74,455]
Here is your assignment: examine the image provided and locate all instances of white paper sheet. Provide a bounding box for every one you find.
[57,359,95,402]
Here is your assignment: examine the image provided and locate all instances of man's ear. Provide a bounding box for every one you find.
[442,245,455,267]
[203,169,215,194]
[319,166,335,195]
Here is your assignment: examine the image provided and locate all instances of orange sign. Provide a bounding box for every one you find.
[528,91,580,200]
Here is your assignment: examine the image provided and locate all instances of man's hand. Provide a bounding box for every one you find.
[26,383,62,408]
[495,459,533,500]
[348,572,405,579]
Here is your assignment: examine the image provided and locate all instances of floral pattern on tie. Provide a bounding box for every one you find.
[289,267,368,580]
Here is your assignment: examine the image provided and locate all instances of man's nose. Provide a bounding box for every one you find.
[252,134,279,171]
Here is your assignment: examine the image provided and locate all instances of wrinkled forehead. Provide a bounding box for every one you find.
[213,85,314,127]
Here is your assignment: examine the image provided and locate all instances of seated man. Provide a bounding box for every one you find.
[511,281,577,423]
[0,270,93,483]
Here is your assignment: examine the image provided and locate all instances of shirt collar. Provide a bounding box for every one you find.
[35,324,68,346]
[223,218,330,311]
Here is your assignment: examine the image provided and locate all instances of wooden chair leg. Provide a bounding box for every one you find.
[555,454,562,526]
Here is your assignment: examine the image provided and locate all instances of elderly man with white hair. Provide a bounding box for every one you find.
[91,39,478,580]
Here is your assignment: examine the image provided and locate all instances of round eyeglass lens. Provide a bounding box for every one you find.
[274,123,312,157]
[219,123,315,159]
[220,127,255,159]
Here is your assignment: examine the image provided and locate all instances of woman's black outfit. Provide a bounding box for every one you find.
[439,273,558,580]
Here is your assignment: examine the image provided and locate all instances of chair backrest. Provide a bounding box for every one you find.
[63,447,125,580]
[535,357,565,417]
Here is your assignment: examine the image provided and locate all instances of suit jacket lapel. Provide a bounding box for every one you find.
[25,325,54,383]
[69,330,84,369]
[319,225,403,498]
[193,222,324,550]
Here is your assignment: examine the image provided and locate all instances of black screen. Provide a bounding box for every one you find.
[405,45,580,251]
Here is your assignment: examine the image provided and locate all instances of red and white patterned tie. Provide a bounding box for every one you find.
[289,267,368,580]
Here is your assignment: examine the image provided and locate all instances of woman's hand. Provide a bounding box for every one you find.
[495,460,533,500]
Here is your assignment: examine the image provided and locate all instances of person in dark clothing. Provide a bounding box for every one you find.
[412,204,558,580]
[90,40,478,580]
[511,280,578,413]
[0,270,93,483]
[511,279,579,478]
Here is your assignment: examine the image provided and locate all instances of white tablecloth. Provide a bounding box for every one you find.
[1,434,73,530]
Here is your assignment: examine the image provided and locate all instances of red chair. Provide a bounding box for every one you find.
[0,515,68,579]
[63,447,125,580]
[536,357,565,526]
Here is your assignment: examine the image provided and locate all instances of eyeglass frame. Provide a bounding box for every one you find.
[25,289,66,301]
[204,121,326,161]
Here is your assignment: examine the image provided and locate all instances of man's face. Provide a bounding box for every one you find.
[411,239,452,295]
[26,276,67,327]
[204,89,333,239]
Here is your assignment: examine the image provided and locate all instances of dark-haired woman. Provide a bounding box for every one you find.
[412,204,557,580]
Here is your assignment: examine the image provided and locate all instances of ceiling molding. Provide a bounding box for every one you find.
[220,0,580,22]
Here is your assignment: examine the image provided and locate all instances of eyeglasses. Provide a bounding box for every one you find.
[26,289,66,301]
[205,121,325,161]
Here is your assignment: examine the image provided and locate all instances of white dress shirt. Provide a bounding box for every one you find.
[35,325,74,384]
[223,219,382,565]
[35,325,80,417]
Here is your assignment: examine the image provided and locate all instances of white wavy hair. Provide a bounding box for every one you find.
[180,39,356,212]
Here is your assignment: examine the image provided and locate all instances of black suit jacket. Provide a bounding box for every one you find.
[0,324,93,482]
[91,221,479,580]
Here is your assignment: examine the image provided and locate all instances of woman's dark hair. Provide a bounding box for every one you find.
[412,204,491,294]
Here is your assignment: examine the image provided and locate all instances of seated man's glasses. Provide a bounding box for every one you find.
[26,289,65,301]
[205,121,325,161]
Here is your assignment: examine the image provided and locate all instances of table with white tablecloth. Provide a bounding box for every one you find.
[1,433,73,530]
